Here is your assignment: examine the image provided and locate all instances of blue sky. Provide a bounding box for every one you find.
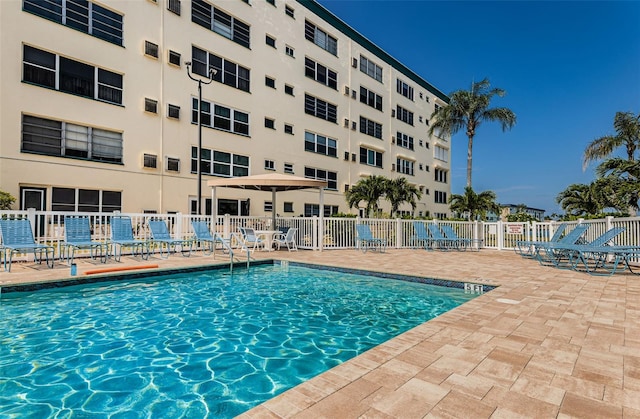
[316,0,640,215]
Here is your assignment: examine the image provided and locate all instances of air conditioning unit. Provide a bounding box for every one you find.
[391,136,396,144]
[351,121,356,130]
[391,109,396,117]
[344,118,349,128]
[351,90,357,99]
[352,58,357,68]
[344,86,350,95]
[391,163,396,172]
[344,151,349,161]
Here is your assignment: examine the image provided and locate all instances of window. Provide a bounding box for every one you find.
[284,202,294,213]
[192,0,251,48]
[52,187,121,212]
[304,57,337,89]
[168,50,181,66]
[265,76,276,88]
[304,167,337,190]
[192,98,250,136]
[396,78,414,100]
[167,157,180,172]
[435,191,447,204]
[304,94,337,123]
[192,147,249,177]
[264,201,273,212]
[359,116,382,139]
[266,0,275,6]
[168,0,181,15]
[359,147,383,168]
[396,132,414,150]
[264,159,275,170]
[304,20,337,55]
[22,114,123,164]
[396,158,414,176]
[266,35,276,48]
[434,104,442,114]
[265,118,275,129]
[284,163,294,174]
[145,98,158,114]
[304,131,337,157]
[168,104,180,119]
[359,55,382,82]
[23,0,124,46]
[285,45,295,57]
[143,153,158,168]
[305,204,338,217]
[284,84,294,96]
[192,46,250,92]
[23,45,123,105]
[396,105,414,125]
[359,86,382,111]
[434,145,448,162]
[285,4,294,17]
[145,41,159,58]
[284,124,294,134]
[435,168,448,183]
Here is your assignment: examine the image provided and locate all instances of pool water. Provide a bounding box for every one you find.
[0,263,480,418]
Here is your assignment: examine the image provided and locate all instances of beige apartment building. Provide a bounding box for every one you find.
[0,0,451,219]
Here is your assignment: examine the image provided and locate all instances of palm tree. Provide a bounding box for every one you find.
[428,78,516,188]
[596,158,640,213]
[583,111,640,169]
[556,183,604,216]
[448,187,500,221]
[385,177,422,218]
[345,175,388,218]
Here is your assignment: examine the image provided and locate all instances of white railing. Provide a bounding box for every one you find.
[2,210,639,261]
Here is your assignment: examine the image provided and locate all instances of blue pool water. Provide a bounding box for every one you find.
[0,263,481,418]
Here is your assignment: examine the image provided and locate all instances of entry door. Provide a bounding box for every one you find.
[20,187,46,236]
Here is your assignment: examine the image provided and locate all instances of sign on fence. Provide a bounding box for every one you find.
[507,225,524,235]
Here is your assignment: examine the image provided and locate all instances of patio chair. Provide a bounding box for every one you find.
[355,224,386,253]
[274,227,298,251]
[514,223,567,258]
[109,216,149,262]
[440,225,472,251]
[0,218,54,272]
[239,227,266,252]
[426,223,458,251]
[191,220,236,258]
[411,221,433,250]
[567,242,640,276]
[148,220,192,259]
[61,216,108,265]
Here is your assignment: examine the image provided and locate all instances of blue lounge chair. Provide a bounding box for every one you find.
[568,242,640,276]
[0,218,54,272]
[148,220,192,259]
[440,225,472,251]
[411,221,433,250]
[191,220,235,257]
[533,223,590,266]
[426,223,457,250]
[355,224,386,253]
[61,216,107,264]
[109,216,149,262]
[515,223,567,258]
[274,227,298,251]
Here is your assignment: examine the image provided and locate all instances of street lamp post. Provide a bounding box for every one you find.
[185,62,215,216]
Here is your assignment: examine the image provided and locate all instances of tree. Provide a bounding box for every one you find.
[583,111,640,169]
[0,190,16,210]
[345,175,388,218]
[385,177,422,218]
[556,183,604,216]
[448,186,500,221]
[596,158,640,213]
[428,78,516,188]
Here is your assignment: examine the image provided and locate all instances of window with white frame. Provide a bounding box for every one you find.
[264,118,275,129]
[396,131,414,150]
[192,147,249,177]
[304,131,337,157]
[145,41,159,58]
[192,98,249,136]
[396,78,414,100]
[285,5,294,18]
[284,163,294,174]
[266,35,276,48]
[264,159,275,170]
[435,190,447,204]
[22,114,123,163]
[435,168,448,183]
[23,0,123,46]
[359,116,382,139]
[284,202,294,213]
[191,0,250,48]
[168,50,181,66]
[359,86,383,111]
[285,45,295,57]
[359,55,382,82]
[264,201,273,212]
[192,46,250,92]
[304,20,337,55]
[167,104,180,119]
[305,57,337,89]
[359,147,383,168]
[23,45,123,105]
[396,157,414,176]
[304,94,337,123]
[434,145,448,162]
[166,157,180,172]
[396,105,414,125]
[284,84,294,96]
[304,167,337,190]
[265,76,276,88]
[304,204,338,217]
[52,187,121,212]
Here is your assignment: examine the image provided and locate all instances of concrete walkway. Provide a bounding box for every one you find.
[1,249,638,418]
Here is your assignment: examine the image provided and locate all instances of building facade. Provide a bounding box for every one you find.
[0,0,451,218]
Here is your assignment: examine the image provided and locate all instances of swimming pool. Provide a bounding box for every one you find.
[0,262,486,418]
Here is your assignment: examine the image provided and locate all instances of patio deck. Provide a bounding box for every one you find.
[1,249,638,418]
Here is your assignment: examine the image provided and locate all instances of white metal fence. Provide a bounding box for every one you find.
[1,209,639,261]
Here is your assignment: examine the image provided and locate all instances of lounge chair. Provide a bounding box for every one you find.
[274,227,298,251]
[568,242,640,276]
[515,223,567,258]
[411,221,433,250]
[355,224,386,253]
[109,216,149,262]
[440,225,472,251]
[191,220,235,257]
[148,220,192,259]
[61,216,108,264]
[533,223,590,266]
[426,223,458,251]
[0,218,54,272]
[239,227,266,251]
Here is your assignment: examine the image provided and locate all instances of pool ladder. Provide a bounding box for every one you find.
[215,233,251,272]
